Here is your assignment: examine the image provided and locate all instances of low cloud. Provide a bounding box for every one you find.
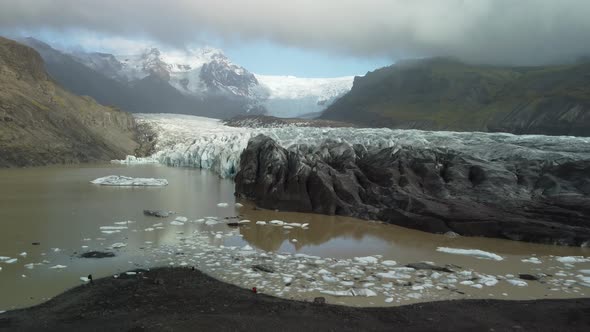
[1,0,589,65]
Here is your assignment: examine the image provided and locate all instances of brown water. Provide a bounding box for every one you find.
[0,164,589,310]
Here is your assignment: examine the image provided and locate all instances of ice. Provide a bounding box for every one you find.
[320,289,354,297]
[381,260,397,267]
[49,265,67,269]
[0,256,11,261]
[24,263,35,270]
[353,256,379,264]
[291,239,298,243]
[217,203,229,207]
[80,276,90,282]
[205,220,218,226]
[269,220,285,226]
[556,256,590,264]
[4,258,17,264]
[101,230,120,234]
[580,270,590,275]
[522,257,542,264]
[256,221,267,225]
[436,247,504,261]
[100,226,128,230]
[91,175,168,186]
[175,216,188,222]
[507,279,528,287]
[19,252,27,257]
[235,203,244,208]
[121,113,590,179]
[111,242,127,249]
[170,220,185,226]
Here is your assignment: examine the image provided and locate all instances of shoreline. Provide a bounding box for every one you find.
[1,268,589,331]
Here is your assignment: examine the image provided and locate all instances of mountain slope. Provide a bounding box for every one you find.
[0,37,142,167]
[321,58,590,136]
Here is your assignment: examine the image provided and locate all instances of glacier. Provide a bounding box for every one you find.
[117,113,590,179]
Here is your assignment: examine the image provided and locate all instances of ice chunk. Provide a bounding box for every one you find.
[352,288,377,297]
[110,242,127,249]
[49,265,67,269]
[385,297,394,303]
[4,258,17,264]
[19,252,27,257]
[205,220,218,226]
[100,226,128,230]
[353,256,378,264]
[580,269,590,275]
[238,220,251,224]
[291,239,298,243]
[507,279,528,287]
[256,221,267,225]
[320,289,354,297]
[556,256,590,264]
[522,257,542,264]
[217,203,229,207]
[436,247,503,261]
[101,230,121,234]
[269,220,284,226]
[175,216,188,222]
[0,256,11,261]
[381,260,397,267]
[170,220,185,226]
[24,263,35,270]
[235,203,244,208]
[80,276,90,283]
[91,175,168,186]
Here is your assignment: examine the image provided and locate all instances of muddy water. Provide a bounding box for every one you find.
[0,164,589,310]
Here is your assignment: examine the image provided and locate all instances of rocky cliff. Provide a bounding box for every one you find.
[321,58,590,136]
[0,37,147,167]
[235,135,590,246]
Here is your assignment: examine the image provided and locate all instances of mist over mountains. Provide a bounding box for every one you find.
[20,38,353,119]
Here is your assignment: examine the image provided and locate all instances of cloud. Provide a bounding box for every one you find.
[1,0,589,65]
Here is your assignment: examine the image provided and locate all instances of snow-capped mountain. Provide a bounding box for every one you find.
[70,46,353,118]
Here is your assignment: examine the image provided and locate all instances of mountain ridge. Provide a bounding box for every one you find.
[0,37,144,167]
[321,57,590,136]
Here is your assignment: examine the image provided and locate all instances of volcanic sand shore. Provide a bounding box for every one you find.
[1,268,589,331]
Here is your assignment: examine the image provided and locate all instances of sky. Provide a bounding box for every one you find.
[2,0,590,76]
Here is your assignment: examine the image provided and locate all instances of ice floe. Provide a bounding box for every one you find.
[91,175,168,186]
[556,256,590,264]
[436,247,504,261]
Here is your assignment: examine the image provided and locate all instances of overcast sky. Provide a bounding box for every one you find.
[1,0,589,76]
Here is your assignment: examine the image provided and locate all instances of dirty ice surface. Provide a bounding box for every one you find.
[91,175,168,186]
[113,113,590,178]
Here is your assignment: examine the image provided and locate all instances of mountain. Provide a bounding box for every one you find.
[0,37,145,167]
[321,58,590,136]
[20,38,355,119]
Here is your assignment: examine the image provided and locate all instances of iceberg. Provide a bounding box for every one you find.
[436,247,504,261]
[91,175,168,186]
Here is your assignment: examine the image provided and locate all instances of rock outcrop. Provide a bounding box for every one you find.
[235,135,590,246]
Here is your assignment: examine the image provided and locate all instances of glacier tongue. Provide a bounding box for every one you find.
[115,113,590,179]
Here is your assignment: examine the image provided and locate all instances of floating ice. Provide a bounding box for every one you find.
[269,220,285,226]
[91,175,168,186]
[19,252,27,257]
[256,221,267,225]
[436,247,504,261]
[522,257,542,264]
[235,203,244,208]
[110,242,127,249]
[353,256,379,264]
[580,269,590,275]
[506,279,528,287]
[205,220,219,226]
[100,226,128,230]
[49,265,67,269]
[4,258,17,264]
[170,220,185,226]
[556,256,590,264]
[175,216,188,222]
[217,203,229,207]
[80,276,90,283]
[381,260,397,267]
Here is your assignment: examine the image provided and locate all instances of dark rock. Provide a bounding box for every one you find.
[235,135,590,246]
[226,222,241,227]
[406,262,454,273]
[143,209,170,218]
[313,297,326,305]
[252,264,275,273]
[31,242,40,246]
[80,251,116,259]
[519,274,540,281]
